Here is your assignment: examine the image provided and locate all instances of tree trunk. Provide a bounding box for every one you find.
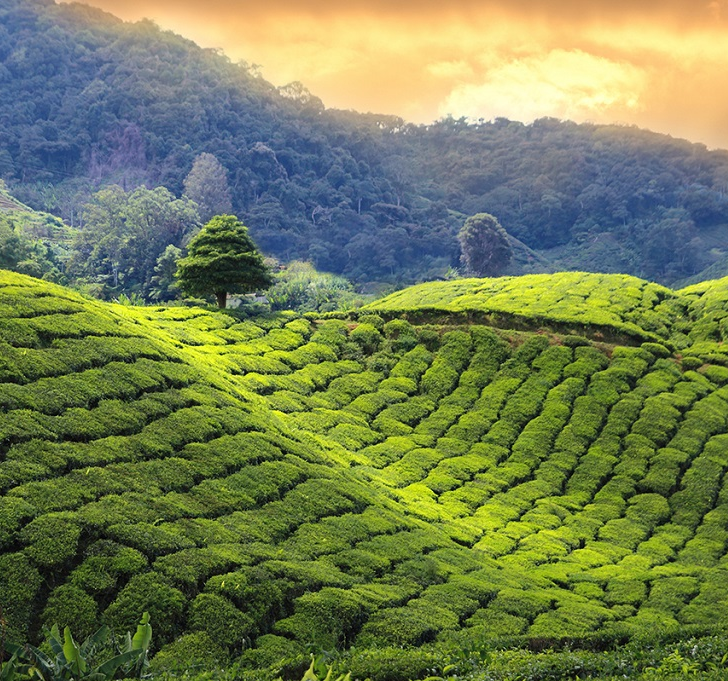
[215,291,227,308]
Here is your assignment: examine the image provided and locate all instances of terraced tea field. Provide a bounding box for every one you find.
[1,270,728,680]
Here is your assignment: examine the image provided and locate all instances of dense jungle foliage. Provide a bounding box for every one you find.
[2,270,728,680]
[1,0,728,289]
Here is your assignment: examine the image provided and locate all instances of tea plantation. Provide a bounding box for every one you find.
[2,270,728,680]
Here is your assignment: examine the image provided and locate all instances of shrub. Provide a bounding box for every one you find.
[357,603,458,647]
[71,541,147,593]
[347,646,443,681]
[420,360,459,400]
[383,320,418,352]
[310,320,349,349]
[149,631,229,673]
[350,323,383,354]
[0,496,35,549]
[41,583,99,641]
[390,345,432,381]
[104,573,186,645]
[0,552,43,641]
[604,579,647,606]
[491,588,555,621]
[188,592,255,647]
[275,588,369,648]
[21,512,81,568]
[107,522,196,557]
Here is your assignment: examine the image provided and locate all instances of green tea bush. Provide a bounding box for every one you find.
[0,552,43,640]
[357,602,459,646]
[390,344,432,381]
[310,320,349,349]
[375,396,434,428]
[149,631,230,673]
[328,423,383,449]
[604,579,647,606]
[274,342,339,370]
[264,328,305,351]
[491,588,555,621]
[381,448,443,487]
[0,496,35,548]
[346,646,443,681]
[646,576,700,614]
[420,360,459,399]
[599,518,649,550]
[626,494,671,528]
[383,319,418,352]
[189,592,255,647]
[21,511,81,567]
[103,572,187,644]
[324,371,383,407]
[107,521,197,557]
[350,323,383,354]
[40,583,99,640]
[70,541,147,593]
[233,354,291,375]
[529,600,615,638]
[275,587,369,648]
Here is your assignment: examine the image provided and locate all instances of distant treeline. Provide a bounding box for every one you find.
[2,0,728,286]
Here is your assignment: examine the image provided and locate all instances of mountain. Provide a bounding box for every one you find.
[2,269,728,679]
[1,0,728,288]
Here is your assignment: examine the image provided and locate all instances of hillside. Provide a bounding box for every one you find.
[2,270,728,679]
[2,1,728,287]
[0,181,74,279]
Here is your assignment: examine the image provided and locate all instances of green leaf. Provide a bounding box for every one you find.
[63,627,87,676]
[130,611,152,653]
[94,650,141,678]
[82,626,110,655]
[23,644,54,681]
[301,656,319,681]
[0,653,17,681]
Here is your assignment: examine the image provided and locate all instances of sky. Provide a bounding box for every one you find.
[59,0,728,149]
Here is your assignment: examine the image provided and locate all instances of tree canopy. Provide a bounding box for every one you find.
[183,153,232,223]
[175,214,273,308]
[69,185,200,297]
[458,212,513,277]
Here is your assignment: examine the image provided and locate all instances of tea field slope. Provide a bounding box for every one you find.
[2,270,728,679]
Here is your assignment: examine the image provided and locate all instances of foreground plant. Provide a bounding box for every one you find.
[301,655,351,681]
[4,613,152,681]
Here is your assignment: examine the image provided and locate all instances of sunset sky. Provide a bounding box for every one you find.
[60,0,728,149]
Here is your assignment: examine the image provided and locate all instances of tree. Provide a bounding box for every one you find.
[70,185,200,296]
[266,260,358,312]
[183,153,232,223]
[457,212,512,277]
[175,214,272,308]
[149,244,182,301]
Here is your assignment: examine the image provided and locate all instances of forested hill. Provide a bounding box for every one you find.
[3,0,728,286]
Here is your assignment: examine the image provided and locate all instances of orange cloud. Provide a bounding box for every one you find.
[439,50,648,123]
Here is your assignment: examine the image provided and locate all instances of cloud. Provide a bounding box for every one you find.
[426,60,476,80]
[438,50,648,123]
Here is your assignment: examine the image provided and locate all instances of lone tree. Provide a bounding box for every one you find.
[457,212,513,277]
[176,214,272,308]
